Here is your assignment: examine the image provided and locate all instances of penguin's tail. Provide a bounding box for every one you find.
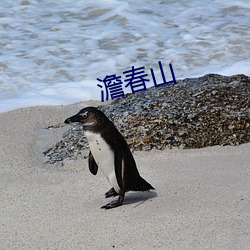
[132,176,154,192]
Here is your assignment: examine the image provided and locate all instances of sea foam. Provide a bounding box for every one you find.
[0,0,249,112]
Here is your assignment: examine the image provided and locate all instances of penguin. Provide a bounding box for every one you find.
[65,107,154,209]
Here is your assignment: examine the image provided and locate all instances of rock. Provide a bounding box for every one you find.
[43,74,250,164]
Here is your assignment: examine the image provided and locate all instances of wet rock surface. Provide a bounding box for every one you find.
[44,74,250,164]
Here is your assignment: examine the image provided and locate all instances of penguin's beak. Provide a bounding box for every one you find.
[64,114,81,124]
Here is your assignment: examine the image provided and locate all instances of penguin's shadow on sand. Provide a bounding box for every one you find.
[122,191,157,208]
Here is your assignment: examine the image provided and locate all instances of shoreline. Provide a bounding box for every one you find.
[0,102,249,249]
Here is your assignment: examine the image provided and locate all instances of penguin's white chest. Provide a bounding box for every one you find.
[84,131,120,192]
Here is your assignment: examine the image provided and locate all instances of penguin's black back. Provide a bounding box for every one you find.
[99,115,154,192]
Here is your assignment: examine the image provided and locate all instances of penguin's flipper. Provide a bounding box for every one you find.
[105,187,118,198]
[114,146,124,190]
[88,151,98,175]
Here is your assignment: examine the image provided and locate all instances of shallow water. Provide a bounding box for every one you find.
[0,0,249,112]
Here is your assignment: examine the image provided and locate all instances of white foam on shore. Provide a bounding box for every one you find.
[0,0,249,112]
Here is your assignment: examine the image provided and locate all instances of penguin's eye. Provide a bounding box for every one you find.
[79,112,88,119]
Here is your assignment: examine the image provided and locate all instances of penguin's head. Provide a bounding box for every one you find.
[65,107,109,129]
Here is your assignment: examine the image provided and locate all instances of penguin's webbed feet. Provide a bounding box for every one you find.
[101,196,124,209]
[105,187,118,198]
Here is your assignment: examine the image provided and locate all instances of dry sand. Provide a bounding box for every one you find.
[0,102,249,250]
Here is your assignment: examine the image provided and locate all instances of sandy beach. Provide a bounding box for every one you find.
[0,102,249,249]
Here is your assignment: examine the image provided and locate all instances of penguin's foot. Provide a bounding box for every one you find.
[105,187,118,198]
[101,196,124,209]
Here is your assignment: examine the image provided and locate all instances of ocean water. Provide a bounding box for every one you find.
[0,0,249,112]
